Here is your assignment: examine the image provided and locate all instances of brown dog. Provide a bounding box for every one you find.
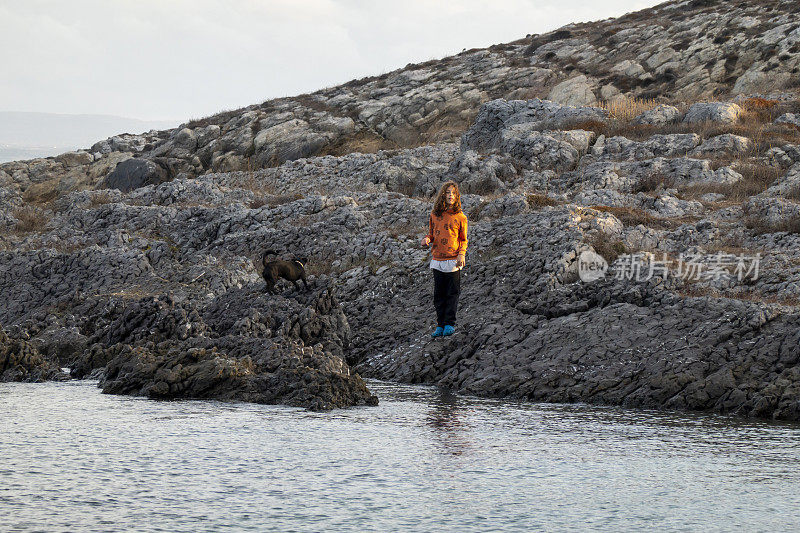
[261,250,309,294]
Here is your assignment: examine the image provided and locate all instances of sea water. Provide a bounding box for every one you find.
[2,380,799,532]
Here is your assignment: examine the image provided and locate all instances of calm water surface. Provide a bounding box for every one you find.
[2,380,800,532]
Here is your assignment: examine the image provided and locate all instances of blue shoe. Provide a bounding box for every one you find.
[443,325,455,336]
[431,327,444,338]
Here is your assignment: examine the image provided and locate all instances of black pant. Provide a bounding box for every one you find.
[432,268,461,327]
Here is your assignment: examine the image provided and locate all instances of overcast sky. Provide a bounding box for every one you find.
[1,0,661,122]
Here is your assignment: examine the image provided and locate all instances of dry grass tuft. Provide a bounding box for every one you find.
[250,192,303,209]
[744,214,800,235]
[589,204,677,229]
[598,97,659,122]
[680,161,782,202]
[739,97,781,122]
[89,191,114,206]
[527,193,563,208]
[633,171,675,194]
[587,232,628,263]
[12,206,49,233]
[316,130,398,156]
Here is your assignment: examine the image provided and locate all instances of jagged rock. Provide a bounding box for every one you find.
[360,275,800,421]
[497,126,580,171]
[763,163,800,198]
[105,158,169,192]
[612,60,647,78]
[766,144,800,168]
[776,114,800,128]
[448,150,515,194]
[573,189,702,218]
[547,75,597,107]
[98,341,377,410]
[734,67,794,95]
[633,105,682,126]
[691,134,752,156]
[3,0,800,419]
[473,194,529,220]
[701,192,726,203]
[0,328,63,382]
[742,196,800,226]
[648,194,704,218]
[598,134,700,160]
[683,102,743,125]
[461,98,606,152]
[55,151,94,167]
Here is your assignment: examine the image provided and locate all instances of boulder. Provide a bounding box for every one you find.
[0,329,63,382]
[548,75,598,107]
[691,134,752,156]
[104,158,169,192]
[775,114,800,129]
[632,105,682,126]
[683,102,742,125]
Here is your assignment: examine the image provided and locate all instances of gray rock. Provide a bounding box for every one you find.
[742,196,800,226]
[691,134,752,156]
[763,164,800,199]
[104,158,169,192]
[701,192,726,203]
[775,114,800,128]
[632,104,682,126]
[462,98,607,152]
[683,102,743,125]
[547,75,597,106]
[0,329,64,383]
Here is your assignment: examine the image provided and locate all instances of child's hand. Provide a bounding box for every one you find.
[421,236,431,248]
[456,254,465,268]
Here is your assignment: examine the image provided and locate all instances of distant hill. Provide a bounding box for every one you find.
[0,112,176,162]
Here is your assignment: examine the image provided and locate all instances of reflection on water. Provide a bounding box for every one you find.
[2,379,800,532]
[427,388,476,457]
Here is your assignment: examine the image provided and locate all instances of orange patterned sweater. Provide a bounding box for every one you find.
[426,210,468,260]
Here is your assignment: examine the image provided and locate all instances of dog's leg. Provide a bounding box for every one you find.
[292,280,300,291]
[301,273,309,290]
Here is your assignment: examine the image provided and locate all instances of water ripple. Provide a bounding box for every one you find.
[1,380,799,532]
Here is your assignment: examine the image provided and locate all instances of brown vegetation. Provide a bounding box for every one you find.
[744,214,800,235]
[633,171,675,194]
[598,97,659,122]
[587,232,628,263]
[679,161,782,202]
[249,193,303,209]
[679,284,800,307]
[527,193,563,208]
[89,191,114,206]
[12,206,49,234]
[588,204,680,230]
[316,130,398,157]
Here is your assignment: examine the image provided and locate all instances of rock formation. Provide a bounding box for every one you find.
[1,0,800,417]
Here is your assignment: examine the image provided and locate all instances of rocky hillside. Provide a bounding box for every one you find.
[2,0,800,417]
[3,0,799,201]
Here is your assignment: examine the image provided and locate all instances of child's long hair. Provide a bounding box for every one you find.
[432,180,462,217]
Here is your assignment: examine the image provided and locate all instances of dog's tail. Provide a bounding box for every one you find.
[261,249,279,262]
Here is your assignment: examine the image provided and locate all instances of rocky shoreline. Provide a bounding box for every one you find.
[2,0,800,417]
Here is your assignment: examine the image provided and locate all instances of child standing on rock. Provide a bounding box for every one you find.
[421,180,468,338]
